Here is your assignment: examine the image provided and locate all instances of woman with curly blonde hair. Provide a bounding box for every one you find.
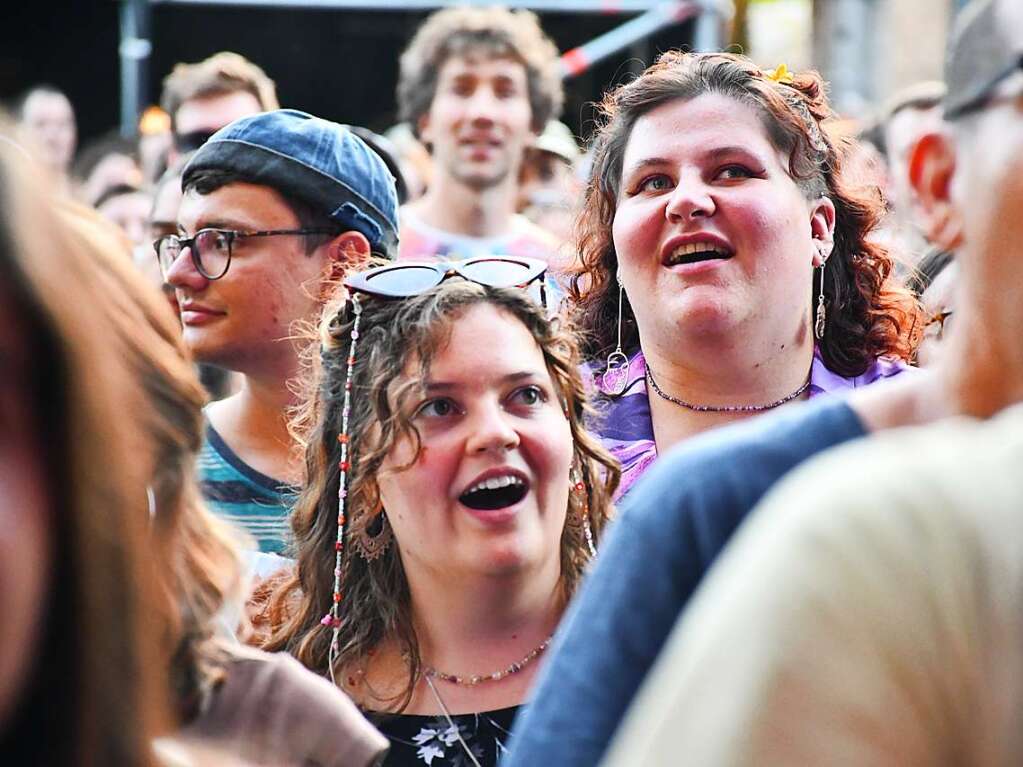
[571,51,921,497]
[265,260,618,766]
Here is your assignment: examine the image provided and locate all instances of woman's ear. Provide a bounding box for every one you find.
[909,130,963,251]
[810,195,837,267]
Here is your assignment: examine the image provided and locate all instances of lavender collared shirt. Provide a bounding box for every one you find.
[592,347,911,499]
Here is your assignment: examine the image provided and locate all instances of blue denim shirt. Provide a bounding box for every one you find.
[503,397,867,767]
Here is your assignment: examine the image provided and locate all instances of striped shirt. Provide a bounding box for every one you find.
[196,421,297,555]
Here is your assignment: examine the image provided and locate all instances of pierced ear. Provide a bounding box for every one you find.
[809,195,836,267]
[909,130,963,251]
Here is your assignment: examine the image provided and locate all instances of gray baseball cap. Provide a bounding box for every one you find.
[943,0,1023,120]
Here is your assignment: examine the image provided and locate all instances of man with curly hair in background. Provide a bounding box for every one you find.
[395,7,572,275]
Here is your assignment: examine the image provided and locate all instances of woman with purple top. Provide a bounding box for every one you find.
[570,51,921,497]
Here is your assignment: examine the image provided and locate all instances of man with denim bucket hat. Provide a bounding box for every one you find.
[159,108,398,559]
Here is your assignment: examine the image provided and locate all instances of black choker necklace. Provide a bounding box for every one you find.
[645,365,811,413]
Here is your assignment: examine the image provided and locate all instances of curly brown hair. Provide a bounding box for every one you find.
[264,280,618,711]
[397,6,563,138]
[572,50,921,378]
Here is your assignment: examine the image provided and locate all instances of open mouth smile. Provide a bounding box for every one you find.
[664,241,734,266]
[458,473,529,511]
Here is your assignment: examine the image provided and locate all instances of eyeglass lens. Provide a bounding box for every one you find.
[157,230,232,279]
[365,265,441,294]
[460,259,536,287]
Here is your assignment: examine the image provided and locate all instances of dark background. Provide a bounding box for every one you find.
[0,1,696,153]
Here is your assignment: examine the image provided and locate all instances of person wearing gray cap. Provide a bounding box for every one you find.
[155,108,399,560]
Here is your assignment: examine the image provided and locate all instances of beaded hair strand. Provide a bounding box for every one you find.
[319,293,362,684]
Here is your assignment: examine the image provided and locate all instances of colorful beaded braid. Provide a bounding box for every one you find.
[320,294,362,685]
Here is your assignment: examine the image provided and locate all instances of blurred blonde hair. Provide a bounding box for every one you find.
[57,201,249,722]
[0,117,166,765]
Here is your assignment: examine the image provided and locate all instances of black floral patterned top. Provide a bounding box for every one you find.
[369,706,520,767]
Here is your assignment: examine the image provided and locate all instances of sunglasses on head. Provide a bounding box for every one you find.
[344,256,548,307]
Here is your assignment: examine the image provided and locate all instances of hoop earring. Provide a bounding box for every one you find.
[602,275,629,396]
[352,507,393,561]
[814,259,827,340]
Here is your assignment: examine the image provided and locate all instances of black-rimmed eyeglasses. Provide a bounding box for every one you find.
[153,228,337,281]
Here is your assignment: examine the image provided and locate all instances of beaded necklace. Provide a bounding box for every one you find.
[421,636,553,767]
[645,364,810,413]
[423,635,553,686]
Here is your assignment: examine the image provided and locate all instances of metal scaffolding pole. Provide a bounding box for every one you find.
[815,0,877,116]
[124,0,733,129]
[151,0,690,9]
[692,0,730,52]
[119,0,152,138]
[560,2,702,78]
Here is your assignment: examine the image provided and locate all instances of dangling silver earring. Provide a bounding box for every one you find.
[602,275,629,396]
[814,258,827,340]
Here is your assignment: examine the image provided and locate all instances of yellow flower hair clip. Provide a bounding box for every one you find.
[765,64,795,85]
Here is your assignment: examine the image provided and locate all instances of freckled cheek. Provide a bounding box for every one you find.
[237,278,291,332]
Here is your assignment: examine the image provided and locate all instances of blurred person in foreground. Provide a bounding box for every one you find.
[161,51,278,161]
[395,7,568,275]
[159,110,398,559]
[596,0,1023,763]
[62,202,389,766]
[0,120,169,766]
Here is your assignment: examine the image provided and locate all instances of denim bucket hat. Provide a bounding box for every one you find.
[183,109,400,258]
